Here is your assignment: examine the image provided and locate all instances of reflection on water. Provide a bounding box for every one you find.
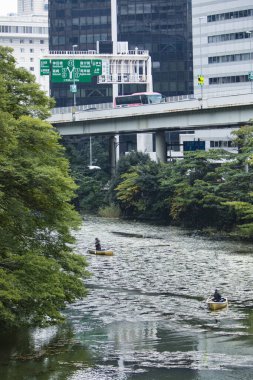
[0,216,252,380]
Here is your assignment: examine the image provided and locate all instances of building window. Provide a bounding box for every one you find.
[208,32,251,44]
[30,48,34,53]
[29,39,33,44]
[209,53,251,64]
[30,67,34,71]
[20,48,25,52]
[30,58,34,62]
[210,140,232,148]
[20,39,24,43]
[209,75,248,85]
[207,9,253,22]
[40,40,44,44]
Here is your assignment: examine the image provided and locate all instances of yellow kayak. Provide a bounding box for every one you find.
[87,249,113,256]
[206,297,228,311]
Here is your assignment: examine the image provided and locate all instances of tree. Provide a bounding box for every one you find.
[0,46,88,328]
[222,123,253,239]
[107,151,152,207]
[61,135,111,213]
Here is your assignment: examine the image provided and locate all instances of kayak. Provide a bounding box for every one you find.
[206,297,228,311]
[87,249,113,256]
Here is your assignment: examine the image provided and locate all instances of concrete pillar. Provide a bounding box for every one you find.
[137,134,153,153]
[156,131,167,163]
[146,56,153,92]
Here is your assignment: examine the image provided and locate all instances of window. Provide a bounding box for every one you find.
[208,32,251,44]
[210,140,232,148]
[40,40,44,44]
[209,75,248,85]
[207,9,253,22]
[30,48,34,53]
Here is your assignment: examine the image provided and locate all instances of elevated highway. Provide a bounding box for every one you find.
[49,93,253,136]
[48,93,253,168]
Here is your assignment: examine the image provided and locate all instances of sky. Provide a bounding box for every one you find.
[0,0,17,16]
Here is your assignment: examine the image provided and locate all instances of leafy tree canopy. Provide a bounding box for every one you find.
[0,46,88,328]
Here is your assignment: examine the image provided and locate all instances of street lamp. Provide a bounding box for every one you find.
[88,136,101,170]
[72,44,78,118]
[246,31,252,92]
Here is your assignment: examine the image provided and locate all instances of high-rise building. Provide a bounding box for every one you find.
[18,0,48,16]
[0,0,49,93]
[192,0,253,98]
[48,0,193,107]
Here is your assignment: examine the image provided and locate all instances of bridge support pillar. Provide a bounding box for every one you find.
[156,131,167,163]
[137,133,153,154]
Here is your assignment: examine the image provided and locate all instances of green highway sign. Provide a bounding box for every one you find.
[40,59,51,75]
[42,59,102,83]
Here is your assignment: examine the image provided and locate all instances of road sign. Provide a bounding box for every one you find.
[198,75,204,86]
[183,141,205,151]
[40,59,50,75]
[50,59,102,83]
[248,72,253,81]
[70,84,77,93]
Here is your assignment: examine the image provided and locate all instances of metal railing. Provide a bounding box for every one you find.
[51,102,113,115]
[48,49,149,56]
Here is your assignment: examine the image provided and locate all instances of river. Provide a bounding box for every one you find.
[0,216,253,380]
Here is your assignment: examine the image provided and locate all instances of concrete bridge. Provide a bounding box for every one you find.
[48,93,253,166]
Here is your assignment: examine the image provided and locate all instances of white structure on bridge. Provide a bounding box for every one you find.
[42,42,154,162]
[42,42,153,97]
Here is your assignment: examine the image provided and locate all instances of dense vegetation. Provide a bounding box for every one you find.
[109,126,253,240]
[63,124,253,240]
[0,47,89,328]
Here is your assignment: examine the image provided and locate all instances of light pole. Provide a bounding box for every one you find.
[246,31,252,92]
[199,17,204,100]
[72,44,78,118]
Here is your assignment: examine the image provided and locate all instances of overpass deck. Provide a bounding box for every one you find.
[48,93,253,136]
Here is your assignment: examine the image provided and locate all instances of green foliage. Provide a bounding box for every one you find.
[0,46,54,119]
[111,128,253,238]
[61,135,111,213]
[224,199,253,239]
[0,47,88,328]
[98,204,121,218]
[78,176,107,213]
[107,151,152,206]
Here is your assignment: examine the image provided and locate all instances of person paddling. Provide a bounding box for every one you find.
[95,238,101,251]
[213,289,222,302]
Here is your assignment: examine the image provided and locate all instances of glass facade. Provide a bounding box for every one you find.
[49,0,112,107]
[49,0,193,107]
[117,0,193,96]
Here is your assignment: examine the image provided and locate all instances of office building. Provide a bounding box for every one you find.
[48,0,193,107]
[0,0,49,93]
[18,0,48,15]
[192,0,253,98]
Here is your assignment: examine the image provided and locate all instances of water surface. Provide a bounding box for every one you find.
[0,216,252,379]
